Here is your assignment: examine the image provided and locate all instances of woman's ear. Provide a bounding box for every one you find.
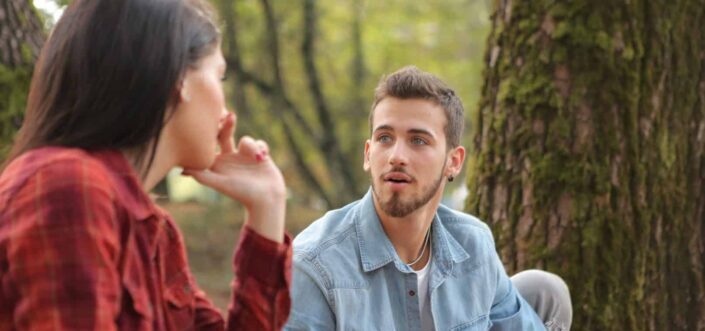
[178,78,191,102]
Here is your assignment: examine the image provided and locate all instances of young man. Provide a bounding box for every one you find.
[285,67,572,330]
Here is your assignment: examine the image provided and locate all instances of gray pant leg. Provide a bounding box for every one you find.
[511,269,573,331]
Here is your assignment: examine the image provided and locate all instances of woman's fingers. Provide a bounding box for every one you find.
[255,139,269,157]
[184,135,275,196]
[182,168,218,187]
[236,136,270,162]
[218,111,236,154]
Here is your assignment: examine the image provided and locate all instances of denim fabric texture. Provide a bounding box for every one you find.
[285,190,545,331]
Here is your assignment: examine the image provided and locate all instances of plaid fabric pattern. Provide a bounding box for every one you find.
[0,147,291,330]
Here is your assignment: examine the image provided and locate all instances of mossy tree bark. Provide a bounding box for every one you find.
[0,0,44,159]
[467,0,705,330]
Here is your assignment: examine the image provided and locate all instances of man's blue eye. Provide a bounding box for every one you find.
[411,137,427,145]
[378,135,392,143]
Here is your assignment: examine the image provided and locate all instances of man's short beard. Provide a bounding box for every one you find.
[372,167,445,218]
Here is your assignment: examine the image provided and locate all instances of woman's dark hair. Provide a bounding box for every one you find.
[5,0,220,175]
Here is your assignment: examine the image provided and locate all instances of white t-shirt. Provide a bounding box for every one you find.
[414,253,435,331]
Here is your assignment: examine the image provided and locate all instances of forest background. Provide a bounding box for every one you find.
[2,0,704,330]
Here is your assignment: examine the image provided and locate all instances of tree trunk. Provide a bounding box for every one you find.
[301,0,362,202]
[468,0,705,330]
[0,0,44,159]
[346,0,368,186]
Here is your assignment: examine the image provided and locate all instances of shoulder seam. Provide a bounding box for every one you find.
[1,155,114,217]
[296,222,357,259]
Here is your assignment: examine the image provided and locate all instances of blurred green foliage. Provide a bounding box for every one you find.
[21,0,489,207]
[213,0,490,208]
[7,0,491,310]
[0,0,44,159]
[0,65,31,158]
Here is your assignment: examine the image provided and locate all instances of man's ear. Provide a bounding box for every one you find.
[445,145,466,178]
[363,140,371,172]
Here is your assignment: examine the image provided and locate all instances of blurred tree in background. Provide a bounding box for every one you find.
[0,0,44,158]
[211,0,489,209]
[468,0,705,330]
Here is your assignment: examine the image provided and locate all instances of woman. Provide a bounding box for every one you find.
[0,0,290,330]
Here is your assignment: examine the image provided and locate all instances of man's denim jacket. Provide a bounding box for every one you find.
[285,190,545,330]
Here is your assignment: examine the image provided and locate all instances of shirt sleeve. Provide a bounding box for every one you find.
[204,225,292,331]
[5,160,122,330]
[488,245,545,330]
[283,256,336,331]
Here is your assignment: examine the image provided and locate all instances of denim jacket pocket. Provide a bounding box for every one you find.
[449,315,489,331]
[332,287,396,331]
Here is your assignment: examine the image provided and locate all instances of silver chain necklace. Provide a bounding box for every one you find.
[406,226,431,267]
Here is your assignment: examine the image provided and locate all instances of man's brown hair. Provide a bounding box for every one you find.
[370,66,465,148]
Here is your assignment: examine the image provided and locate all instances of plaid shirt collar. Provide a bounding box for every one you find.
[88,149,160,221]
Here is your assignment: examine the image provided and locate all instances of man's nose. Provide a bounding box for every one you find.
[388,141,409,166]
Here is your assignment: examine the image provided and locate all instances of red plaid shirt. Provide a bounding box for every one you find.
[0,147,292,330]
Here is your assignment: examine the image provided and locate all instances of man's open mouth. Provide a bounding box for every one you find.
[383,172,412,184]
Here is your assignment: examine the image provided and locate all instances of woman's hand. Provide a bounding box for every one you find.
[182,112,286,243]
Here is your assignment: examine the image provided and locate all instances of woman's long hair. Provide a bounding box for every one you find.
[5,0,220,175]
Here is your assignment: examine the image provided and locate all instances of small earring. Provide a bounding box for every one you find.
[447,175,454,182]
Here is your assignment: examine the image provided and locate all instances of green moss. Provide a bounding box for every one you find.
[658,132,676,169]
[553,21,571,39]
[596,31,611,51]
[552,47,568,63]
[0,64,32,160]
[587,12,604,30]
[20,44,34,63]
[622,46,635,60]
[517,19,536,31]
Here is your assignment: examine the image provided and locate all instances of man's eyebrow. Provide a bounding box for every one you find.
[372,124,394,133]
[373,126,436,138]
[408,128,434,137]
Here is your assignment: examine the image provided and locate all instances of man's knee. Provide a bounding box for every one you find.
[511,269,572,331]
